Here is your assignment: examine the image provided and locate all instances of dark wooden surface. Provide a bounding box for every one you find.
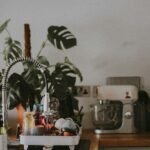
[81,130,99,150]
[99,133,150,147]
[81,130,150,150]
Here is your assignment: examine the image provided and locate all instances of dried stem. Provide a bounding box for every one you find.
[24,24,31,57]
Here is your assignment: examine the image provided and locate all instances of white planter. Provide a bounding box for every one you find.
[20,128,82,150]
[0,135,7,150]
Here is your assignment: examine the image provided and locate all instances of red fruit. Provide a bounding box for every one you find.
[48,124,54,129]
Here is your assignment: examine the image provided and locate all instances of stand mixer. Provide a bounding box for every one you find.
[91,85,138,134]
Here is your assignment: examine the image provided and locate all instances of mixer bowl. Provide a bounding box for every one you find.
[91,100,123,130]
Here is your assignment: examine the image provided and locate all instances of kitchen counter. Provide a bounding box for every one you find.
[8,130,150,150]
[81,129,99,150]
[81,130,150,150]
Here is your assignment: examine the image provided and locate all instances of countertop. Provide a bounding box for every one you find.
[81,129,99,150]
[81,130,150,150]
[8,130,150,150]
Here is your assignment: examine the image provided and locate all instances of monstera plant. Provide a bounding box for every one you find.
[0,19,83,121]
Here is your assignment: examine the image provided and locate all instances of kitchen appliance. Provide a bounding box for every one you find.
[91,85,138,134]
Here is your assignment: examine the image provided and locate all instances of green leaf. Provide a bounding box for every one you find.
[47,26,77,50]
[7,73,41,110]
[64,57,83,81]
[49,61,79,100]
[14,40,21,46]
[5,37,12,44]
[22,64,45,92]
[3,37,22,64]
[37,56,50,67]
[0,19,11,34]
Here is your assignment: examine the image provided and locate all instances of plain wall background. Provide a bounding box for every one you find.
[0,0,150,129]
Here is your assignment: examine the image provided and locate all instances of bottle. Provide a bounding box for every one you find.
[16,123,21,140]
[0,117,7,150]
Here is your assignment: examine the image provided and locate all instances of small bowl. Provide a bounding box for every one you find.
[30,126,45,135]
[62,128,77,135]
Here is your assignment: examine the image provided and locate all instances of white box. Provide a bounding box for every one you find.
[0,135,7,150]
[20,128,82,150]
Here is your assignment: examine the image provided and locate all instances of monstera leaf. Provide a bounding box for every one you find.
[49,63,78,118]
[49,59,82,99]
[21,56,50,92]
[3,37,22,65]
[64,57,83,82]
[47,26,77,50]
[0,19,22,65]
[7,73,41,110]
[37,56,50,67]
[21,63,45,92]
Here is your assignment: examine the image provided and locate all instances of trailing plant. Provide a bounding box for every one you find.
[0,19,83,121]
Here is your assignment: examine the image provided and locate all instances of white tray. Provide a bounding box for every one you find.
[20,130,81,150]
[0,135,7,150]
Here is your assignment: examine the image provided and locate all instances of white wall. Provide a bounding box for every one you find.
[1,0,150,129]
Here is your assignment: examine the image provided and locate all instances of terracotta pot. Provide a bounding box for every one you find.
[16,104,25,129]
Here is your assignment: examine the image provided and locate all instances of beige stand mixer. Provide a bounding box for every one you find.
[91,85,138,134]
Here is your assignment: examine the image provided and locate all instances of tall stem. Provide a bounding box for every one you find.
[5,28,11,38]
[36,39,47,57]
[24,24,31,57]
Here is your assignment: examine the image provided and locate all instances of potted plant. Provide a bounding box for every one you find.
[0,19,83,126]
